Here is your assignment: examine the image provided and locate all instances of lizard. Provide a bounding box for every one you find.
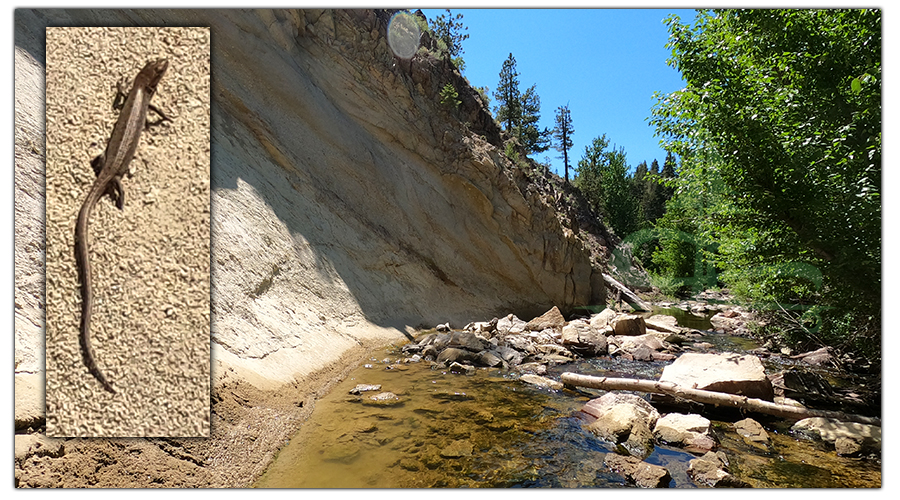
[74,58,171,394]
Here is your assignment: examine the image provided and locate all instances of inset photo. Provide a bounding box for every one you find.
[44,26,211,438]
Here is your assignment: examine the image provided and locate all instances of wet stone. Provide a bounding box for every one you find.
[322,442,361,463]
[349,384,382,395]
[604,453,671,488]
[734,418,770,446]
[448,361,476,375]
[440,439,474,458]
[363,392,402,406]
[431,390,475,401]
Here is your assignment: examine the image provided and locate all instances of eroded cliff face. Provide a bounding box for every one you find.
[208,9,611,387]
[16,9,610,392]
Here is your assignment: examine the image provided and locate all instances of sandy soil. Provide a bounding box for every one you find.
[15,343,379,488]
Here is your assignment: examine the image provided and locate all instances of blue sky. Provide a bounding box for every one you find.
[421,8,697,177]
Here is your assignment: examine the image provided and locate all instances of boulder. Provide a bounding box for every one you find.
[436,347,480,366]
[659,352,774,401]
[477,350,503,367]
[687,451,750,488]
[734,418,770,447]
[644,314,682,334]
[708,310,750,334]
[364,392,402,406]
[589,308,618,329]
[610,314,647,336]
[492,345,524,366]
[349,384,381,395]
[653,413,715,453]
[519,374,564,390]
[792,417,881,454]
[582,393,659,457]
[514,362,547,375]
[497,314,528,335]
[525,306,566,331]
[466,319,496,335]
[501,334,536,356]
[448,362,476,375]
[604,454,671,488]
[446,331,489,352]
[790,346,834,367]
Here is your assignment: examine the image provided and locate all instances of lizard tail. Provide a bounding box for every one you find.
[75,193,117,394]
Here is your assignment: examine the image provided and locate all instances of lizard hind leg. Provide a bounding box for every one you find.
[90,155,124,209]
[91,154,104,177]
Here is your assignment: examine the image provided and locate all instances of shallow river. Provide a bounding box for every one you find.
[255,308,881,488]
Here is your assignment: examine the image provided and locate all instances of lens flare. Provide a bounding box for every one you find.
[387,11,421,60]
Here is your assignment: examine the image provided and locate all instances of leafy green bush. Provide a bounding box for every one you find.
[440,82,461,110]
[649,272,685,298]
[504,141,519,163]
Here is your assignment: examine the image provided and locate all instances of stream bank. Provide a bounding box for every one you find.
[254,302,881,488]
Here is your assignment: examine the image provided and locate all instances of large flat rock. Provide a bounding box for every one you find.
[660,352,774,400]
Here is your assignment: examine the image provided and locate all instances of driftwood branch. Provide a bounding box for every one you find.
[602,274,651,312]
[560,372,881,426]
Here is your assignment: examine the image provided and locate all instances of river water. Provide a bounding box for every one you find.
[254,307,881,488]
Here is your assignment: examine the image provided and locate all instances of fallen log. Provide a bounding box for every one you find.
[560,372,880,426]
[602,273,651,312]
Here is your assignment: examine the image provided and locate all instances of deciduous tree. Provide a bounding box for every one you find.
[650,9,881,358]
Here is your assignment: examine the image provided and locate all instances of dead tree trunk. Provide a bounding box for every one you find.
[560,372,880,426]
[602,274,651,312]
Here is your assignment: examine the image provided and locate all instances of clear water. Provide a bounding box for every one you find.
[254,308,881,488]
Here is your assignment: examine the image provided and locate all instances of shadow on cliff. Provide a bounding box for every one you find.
[18,8,610,338]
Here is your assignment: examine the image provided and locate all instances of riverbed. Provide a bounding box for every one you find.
[254,308,881,488]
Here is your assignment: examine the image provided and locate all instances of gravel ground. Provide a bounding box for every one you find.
[43,26,211,437]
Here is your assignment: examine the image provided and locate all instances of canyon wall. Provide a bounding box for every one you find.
[16,9,609,392]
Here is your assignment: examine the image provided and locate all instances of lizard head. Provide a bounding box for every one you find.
[136,58,169,92]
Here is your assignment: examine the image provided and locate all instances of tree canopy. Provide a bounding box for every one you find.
[430,9,469,72]
[650,9,881,358]
[494,53,522,133]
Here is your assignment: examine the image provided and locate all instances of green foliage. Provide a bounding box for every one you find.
[504,141,519,163]
[650,9,881,359]
[492,55,551,155]
[440,82,461,110]
[519,85,552,154]
[649,272,684,299]
[575,135,641,238]
[494,53,522,132]
[430,9,469,71]
[552,105,574,182]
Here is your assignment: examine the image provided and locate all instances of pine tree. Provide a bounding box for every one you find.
[520,85,551,154]
[632,161,648,204]
[553,104,574,182]
[661,151,677,200]
[643,159,665,222]
[493,53,521,133]
[430,9,469,71]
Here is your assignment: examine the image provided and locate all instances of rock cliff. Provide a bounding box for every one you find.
[14,8,619,486]
[16,8,611,392]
